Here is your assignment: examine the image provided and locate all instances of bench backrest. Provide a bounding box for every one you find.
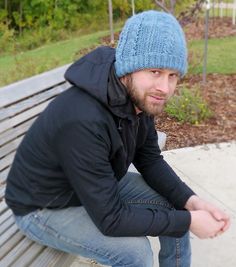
[0,64,71,201]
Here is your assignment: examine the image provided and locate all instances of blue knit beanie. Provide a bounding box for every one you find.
[115,10,187,77]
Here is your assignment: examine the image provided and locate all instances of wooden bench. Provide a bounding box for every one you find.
[0,64,166,267]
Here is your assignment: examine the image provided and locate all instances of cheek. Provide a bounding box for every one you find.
[132,81,147,97]
[134,74,152,87]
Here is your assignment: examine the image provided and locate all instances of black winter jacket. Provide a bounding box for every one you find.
[6,46,194,237]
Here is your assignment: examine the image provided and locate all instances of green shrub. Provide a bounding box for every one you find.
[165,85,212,125]
[0,20,15,54]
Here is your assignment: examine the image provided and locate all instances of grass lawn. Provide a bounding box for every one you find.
[1,32,236,87]
[188,36,236,74]
[0,29,117,87]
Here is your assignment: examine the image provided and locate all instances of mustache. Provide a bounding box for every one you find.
[146,92,168,100]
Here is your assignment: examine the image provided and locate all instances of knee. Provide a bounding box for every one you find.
[114,237,153,267]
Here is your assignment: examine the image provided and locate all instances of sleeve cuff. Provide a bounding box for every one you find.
[167,210,191,238]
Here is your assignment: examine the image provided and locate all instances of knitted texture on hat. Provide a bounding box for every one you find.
[115,10,187,77]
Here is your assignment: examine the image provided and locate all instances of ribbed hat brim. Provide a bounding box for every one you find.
[115,53,187,77]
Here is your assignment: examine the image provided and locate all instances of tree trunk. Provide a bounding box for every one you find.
[233,0,236,25]
[212,0,215,26]
[19,1,23,36]
[131,0,135,15]
[169,0,176,15]
[108,0,114,44]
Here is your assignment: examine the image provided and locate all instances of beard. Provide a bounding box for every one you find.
[125,75,168,116]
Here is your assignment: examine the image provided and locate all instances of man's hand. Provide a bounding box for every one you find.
[189,210,225,239]
[185,195,231,238]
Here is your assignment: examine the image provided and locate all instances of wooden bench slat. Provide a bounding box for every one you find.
[0,168,10,184]
[28,247,67,267]
[0,152,15,172]
[0,231,24,260]
[0,223,18,247]
[0,118,35,147]
[0,209,12,225]
[0,215,14,235]
[0,136,23,159]
[0,185,5,200]
[49,253,78,267]
[11,242,45,267]
[0,100,51,134]
[0,200,7,213]
[0,64,70,109]
[0,82,69,122]
[0,237,33,267]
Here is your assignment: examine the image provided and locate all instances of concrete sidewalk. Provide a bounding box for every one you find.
[149,141,236,267]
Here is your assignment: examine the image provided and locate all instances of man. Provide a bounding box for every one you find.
[6,10,230,267]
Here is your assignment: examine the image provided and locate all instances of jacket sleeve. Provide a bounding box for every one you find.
[133,118,195,210]
[55,120,191,237]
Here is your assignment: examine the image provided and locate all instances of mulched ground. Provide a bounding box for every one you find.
[156,74,236,150]
[184,17,236,41]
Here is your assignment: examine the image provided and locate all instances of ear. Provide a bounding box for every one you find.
[120,74,131,88]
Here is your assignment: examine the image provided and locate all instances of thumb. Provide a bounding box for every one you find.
[219,220,225,228]
[212,210,224,221]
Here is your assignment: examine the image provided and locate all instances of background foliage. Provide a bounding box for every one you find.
[0,0,199,54]
[1,0,235,125]
[165,85,212,124]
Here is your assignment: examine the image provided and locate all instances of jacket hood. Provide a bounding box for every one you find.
[65,46,136,120]
[65,46,114,105]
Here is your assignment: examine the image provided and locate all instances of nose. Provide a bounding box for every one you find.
[154,75,170,94]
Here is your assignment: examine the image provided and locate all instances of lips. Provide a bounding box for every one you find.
[150,95,165,100]
[148,95,166,102]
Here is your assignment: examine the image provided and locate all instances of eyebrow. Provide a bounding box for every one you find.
[149,69,180,75]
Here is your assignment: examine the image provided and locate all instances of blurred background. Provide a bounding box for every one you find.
[0,0,235,148]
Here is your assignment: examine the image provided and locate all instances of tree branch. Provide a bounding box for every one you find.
[178,0,205,26]
[154,0,170,13]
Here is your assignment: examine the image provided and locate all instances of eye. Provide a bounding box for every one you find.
[169,73,179,80]
[150,70,160,76]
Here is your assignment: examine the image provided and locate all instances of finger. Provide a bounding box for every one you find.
[212,211,223,221]
[222,219,231,232]
[217,220,225,231]
[210,232,221,239]
[218,211,230,221]
[211,229,224,239]
[212,209,230,221]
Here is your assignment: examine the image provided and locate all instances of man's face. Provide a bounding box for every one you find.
[121,68,179,116]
